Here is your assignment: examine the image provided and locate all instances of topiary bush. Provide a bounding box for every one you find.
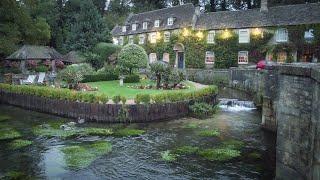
[118,44,148,74]
[135,94,150,104]
[112,95,121,104]
[82,73,118,83]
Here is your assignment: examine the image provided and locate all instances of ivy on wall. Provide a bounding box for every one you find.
[120,24,319,69]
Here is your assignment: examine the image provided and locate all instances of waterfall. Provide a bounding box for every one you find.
[219,98,256,111]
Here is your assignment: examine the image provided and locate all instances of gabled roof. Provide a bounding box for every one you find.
[63,51,85,64]
[111,3,195,36]
[6,45,63,60]
[196,3,320,30]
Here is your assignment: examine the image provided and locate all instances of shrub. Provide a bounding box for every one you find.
[82,73,118,83]
[149,61,168,88]
[112,95,121,104]
[120,96,127,105]
[35,65,49,72]
[57,65,83,89]
[118,44,148,74]
[189,102,215,118]
[124,74,140,83]
[97,94,108,104]
[135,94,150,104]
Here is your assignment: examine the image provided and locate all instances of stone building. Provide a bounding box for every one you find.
[111,0,320,69]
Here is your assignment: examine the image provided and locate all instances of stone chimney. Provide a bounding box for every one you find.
[192,6,201,29]
[260,0,268,12]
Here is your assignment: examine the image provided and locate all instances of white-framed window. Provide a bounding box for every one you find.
[304,29,314,42]
[167,17,174,26]
[239,29,250,43]
[277,52,287,63]
[119,36,124,46]
[128,35,134,44]
[149,53,157,63]
[112,37,119,45]
[139,34,145,44]
[164,31,170,42]
[238,51,249,64]
[207,31,215,44]
[276,28,288,42]
[205,51,215,64]
[143,22,148,30]
[163,53,170,63]
[132,24,137,31]
[150,32,157,44]
[122,26,126,33]
[154,20,160,28]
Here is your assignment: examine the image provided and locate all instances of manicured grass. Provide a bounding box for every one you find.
[87,80,196,99]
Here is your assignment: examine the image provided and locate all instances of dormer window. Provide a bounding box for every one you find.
[167,17,174,26]
[132,24,137,31]
[143,22,148,30]
[154,20,160,28]
[276,28,288,42]
[122,26,126,33]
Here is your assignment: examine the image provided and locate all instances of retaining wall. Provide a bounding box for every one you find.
[0,90,217,123]
[186,68,229,85]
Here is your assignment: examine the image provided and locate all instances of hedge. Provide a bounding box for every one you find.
[0,83,218,104]
[81,73,118,83]
[124,74,140,83]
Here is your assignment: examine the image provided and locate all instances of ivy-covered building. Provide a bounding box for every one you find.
[111,0,320,69]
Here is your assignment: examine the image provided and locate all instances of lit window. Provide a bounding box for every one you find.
[238,51,249,64]
[150,32,157,44]
[154,20,160,28]
[304,29,314,43]
[132,24,137,31]
[276,28,288,42]
[207,31,215,44]
[139,34,145,44]
[239,29,250,43]
[167,17,174,26]
[164,31,170,42]
[149,53,157,63]
[122,26,126,33]
[119,36,124,46]
[129,35,134,44]
[205,51,215,64]
[277,52,287,63]
[143,22,148,30]
[163,53,170,63]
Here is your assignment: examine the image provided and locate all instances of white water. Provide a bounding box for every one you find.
[219,98,257,112]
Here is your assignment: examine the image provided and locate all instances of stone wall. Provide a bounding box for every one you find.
[0,91,217,123]
[272,64,320,180]
[186,68,229,85]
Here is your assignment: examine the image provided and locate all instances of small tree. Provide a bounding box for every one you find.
[57,65,83,89]
[118,44,148,74]
[150,61,168,89]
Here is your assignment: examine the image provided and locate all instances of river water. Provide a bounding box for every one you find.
[0,88,275,179]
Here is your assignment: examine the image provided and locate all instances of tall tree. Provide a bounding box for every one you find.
[65,0,107,52]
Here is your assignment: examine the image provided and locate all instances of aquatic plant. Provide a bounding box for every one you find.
[183,122,199,129]
[221,139,245,150]
[81,128,113,136]
[198,129,220,137]
[189,102,215,118]
[0,129,22,140]
[9,139,32,150]
[198,148,241,161]
[61,141,112,169]
[174,146,199,155]
[0,115,11,122]
[4,171,27,179]
[33,126,79,139]
[161,150,178,162]
[247,152,262,160]
[113,128,145,137]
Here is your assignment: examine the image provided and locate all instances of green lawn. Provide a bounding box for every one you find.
[87,80,197,99]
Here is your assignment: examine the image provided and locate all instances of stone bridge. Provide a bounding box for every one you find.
[187,64,320,179]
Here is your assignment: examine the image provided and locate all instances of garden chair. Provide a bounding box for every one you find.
[20,75,36,85]
[37,72,46,84]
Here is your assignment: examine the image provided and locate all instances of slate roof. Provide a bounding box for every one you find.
[111,2,320,37]
[196,2,320,30]
[6,45,63,60]
[63,51,85,64]
[111,3,195,36]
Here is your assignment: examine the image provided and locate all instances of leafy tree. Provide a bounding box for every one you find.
[83,52,104,70]
[118,44,148,74]
[57,65,83,89]
[65,0,107,52]
[150,61,168,89]
[93,42,122,64]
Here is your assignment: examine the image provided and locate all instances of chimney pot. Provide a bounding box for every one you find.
[260,0,268,12]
